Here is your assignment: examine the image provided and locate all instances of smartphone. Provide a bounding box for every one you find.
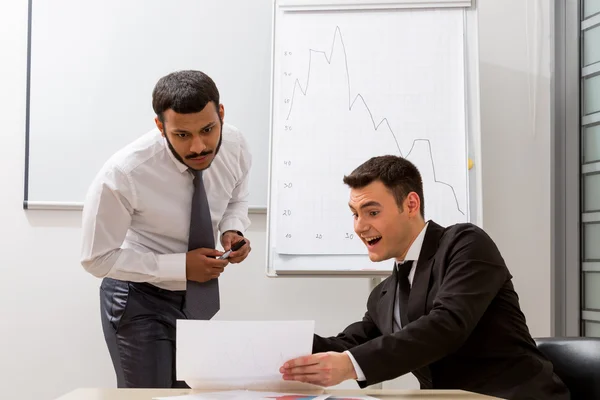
[218,239,246,260]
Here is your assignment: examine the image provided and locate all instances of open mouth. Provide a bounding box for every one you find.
[364,236,382,246]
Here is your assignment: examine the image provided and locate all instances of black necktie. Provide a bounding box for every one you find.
[395,260,413,328]
[184,170,220,320]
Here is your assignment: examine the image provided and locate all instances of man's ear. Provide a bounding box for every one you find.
[218,104,225,122]
[154,117,165,136]
[406,192,421,217]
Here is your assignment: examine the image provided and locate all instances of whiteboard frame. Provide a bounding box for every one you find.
[22,201,267,214]
[265,0,482,276]
[277,0,473,10]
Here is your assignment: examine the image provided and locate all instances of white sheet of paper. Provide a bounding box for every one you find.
[154,391,380,400]
[176,320,317,390]
[154,390,331,400]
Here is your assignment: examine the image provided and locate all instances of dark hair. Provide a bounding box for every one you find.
[152,70,220,122]
[343,155,425,218]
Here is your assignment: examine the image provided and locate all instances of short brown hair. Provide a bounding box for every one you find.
[343,155,425,218]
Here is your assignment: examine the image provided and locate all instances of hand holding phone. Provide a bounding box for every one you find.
[218,239,247,260]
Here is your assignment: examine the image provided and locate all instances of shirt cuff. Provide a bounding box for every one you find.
[157,253,187,282]
[345,350,366,382]
[219,218,245,236]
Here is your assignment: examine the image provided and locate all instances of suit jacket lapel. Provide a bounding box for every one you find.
[408,221,444,322]
[376,274,396,335]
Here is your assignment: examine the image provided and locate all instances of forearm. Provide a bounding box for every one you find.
[81,247,186,283]
[80,164,186,282]
[313,335,357,353]
[313,318,381,354]
[219,200,250,235]
[349,308,468,385]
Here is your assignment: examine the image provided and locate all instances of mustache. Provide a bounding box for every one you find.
[185,150,213,159]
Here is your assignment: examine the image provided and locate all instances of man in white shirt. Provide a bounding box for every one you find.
[80,70,252,388]
[279,156,569,400]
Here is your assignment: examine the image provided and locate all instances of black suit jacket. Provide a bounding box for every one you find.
[313,221,570,400]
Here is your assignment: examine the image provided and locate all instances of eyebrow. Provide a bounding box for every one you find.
[348,201,382,211]
[172,121,216,134]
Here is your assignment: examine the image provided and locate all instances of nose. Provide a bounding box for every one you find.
[190,135,207,154]
[354,216,369,235]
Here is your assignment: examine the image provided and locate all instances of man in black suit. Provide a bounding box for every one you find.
[279,155,569,400]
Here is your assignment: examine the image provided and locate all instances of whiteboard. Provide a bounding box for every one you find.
[266,0,482,275]
[24,0,273,212]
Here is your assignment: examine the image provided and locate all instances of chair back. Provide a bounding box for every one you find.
[535,337,600,400]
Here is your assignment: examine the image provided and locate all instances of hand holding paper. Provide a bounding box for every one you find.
[176,320,320,391]
[279,352,357,387]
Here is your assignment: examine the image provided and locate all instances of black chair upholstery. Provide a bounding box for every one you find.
[535,337,600,400]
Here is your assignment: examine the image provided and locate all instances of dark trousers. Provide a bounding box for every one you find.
[100,277,190,388]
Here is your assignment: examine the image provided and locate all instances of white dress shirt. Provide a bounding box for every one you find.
[346,222,429,381]
[80,123,252,290]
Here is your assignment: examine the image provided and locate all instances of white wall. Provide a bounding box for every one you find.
[478,0,554,337]
[0,0,553,398]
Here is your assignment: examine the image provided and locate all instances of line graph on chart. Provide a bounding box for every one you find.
[285,26,464,214]
[272,9,469,255]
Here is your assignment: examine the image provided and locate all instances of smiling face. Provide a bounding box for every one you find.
[349,180,423,262]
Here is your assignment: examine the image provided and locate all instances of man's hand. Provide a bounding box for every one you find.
[221,231,251,263]
[185,248,229,282]
[279,352,357,387]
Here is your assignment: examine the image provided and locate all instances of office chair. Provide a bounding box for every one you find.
[535,337,600,400]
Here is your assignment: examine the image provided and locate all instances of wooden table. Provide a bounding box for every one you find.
[54,388,502,400]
